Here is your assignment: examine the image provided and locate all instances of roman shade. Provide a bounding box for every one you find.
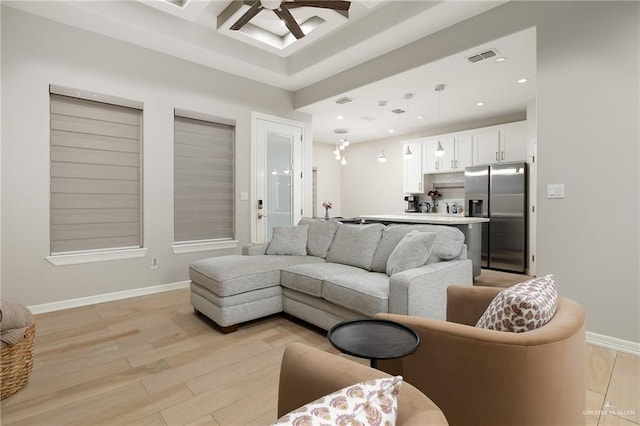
[174,113,235,244]
[49,90,143,255]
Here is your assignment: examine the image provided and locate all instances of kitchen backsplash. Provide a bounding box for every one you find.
[421,172,466,214]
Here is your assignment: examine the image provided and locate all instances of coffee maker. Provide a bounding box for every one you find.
[404,195,420,213]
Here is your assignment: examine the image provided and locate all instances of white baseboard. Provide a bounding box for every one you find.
[587,331,640,356]
[28,281,190,315]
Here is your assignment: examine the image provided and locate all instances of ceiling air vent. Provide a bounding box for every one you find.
[391,109,405,114]
[334,97,353,105]
[333,128,349,134]
[467,48,499,63]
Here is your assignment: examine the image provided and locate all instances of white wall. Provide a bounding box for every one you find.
[313,142,342,217]
[340,139,405,218]
[297,2,640,344]
[0,7,311,306]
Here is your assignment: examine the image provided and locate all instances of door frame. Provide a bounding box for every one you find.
[251,112,311,243]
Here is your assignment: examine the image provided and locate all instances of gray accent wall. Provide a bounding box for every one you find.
[301,1,640,344]
[0,7,311,306]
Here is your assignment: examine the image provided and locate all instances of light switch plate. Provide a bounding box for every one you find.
[547,184,565,199]
[240,192,249,201]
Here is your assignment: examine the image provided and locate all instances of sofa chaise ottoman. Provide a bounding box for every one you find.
[189,219,473,333]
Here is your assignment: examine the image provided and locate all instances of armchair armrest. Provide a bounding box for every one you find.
[446,285,502,325]
[389,260,472,320]
[277,343,448,425]
[241,242,268,255]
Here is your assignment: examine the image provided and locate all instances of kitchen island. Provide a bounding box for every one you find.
[358,214,489,278]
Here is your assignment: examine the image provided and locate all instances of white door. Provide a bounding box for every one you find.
[254,117,303,243]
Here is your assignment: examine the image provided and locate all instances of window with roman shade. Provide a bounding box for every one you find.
[173,111,235,244]
[49,86,143,255]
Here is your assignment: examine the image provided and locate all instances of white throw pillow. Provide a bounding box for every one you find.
[272,376,402,426]
[386,231,437,276]
[476,274,558,332]
[266,225,309,256]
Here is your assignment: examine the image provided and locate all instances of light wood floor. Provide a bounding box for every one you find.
[1,286,638,425]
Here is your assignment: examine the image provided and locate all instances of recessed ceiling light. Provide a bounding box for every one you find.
[518,78,529,84]
[476,102,485,107]
[416,115,424,119]
[337,115,343,120]
[388,129,394,133]
[495,57,507,62]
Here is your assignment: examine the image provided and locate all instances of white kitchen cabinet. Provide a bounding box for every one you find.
[424,136,471,173]
[500,124,527,162]
[472,130,500,165]
[403,141,423,194]
[472,122,527,165]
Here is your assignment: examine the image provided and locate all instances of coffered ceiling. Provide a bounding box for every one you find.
[5,1,535,143]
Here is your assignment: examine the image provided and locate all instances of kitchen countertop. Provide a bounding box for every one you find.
[358,213,489,225]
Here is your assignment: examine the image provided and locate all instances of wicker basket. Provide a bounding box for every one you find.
[1,322,35,400]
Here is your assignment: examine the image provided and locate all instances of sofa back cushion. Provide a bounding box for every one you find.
[371,224,465,273]
[326,223,384,271]
[298,217,340,258]
[266,225,309,256]
[386,231,437,276]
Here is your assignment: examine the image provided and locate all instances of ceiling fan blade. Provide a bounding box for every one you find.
[230,1,262,31]
[284,0,350,17]
[274,7,305,39]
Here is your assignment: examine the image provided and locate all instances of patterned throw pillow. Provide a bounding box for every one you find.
[475,274,558,332]
[272,376,402,426]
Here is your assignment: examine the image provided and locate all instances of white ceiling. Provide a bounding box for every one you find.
[300,27,536,144]
[5,0,535,143]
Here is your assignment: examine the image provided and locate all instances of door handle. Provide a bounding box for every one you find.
[451,160,454,169]
[495,152,499,161]
[257,212,266,219]
[501,151,505,161]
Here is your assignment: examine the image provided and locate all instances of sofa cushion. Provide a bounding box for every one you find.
[272,375,402,426]
[322,273,389,317]
[371,224,465,273]
[386,231,437,276]
[281,263,369,297]
[189,255,324,297]
[266,225,309,256]
[298,218,340,258]
[326,223,384,271]
[476,274,558,332]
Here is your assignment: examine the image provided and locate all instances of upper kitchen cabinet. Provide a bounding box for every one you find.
[423,135,472,173]
[403,141,423,194]
[472,121,527,165]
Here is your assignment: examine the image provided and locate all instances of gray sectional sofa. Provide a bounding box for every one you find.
[189,219,473,333]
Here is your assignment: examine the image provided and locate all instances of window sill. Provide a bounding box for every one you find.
[172,240,239,254]
[45,248,148,266]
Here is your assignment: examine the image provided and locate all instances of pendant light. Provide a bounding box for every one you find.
[403,93,414,160]
[378,149,387,163]
[377,100,387,163]
[434,84,446,157]
[341,154,347,165]
[403,145,413,159]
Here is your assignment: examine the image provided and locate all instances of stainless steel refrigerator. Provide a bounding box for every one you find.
[464,162,527,273]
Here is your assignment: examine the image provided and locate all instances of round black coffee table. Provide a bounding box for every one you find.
[327,319,420,368]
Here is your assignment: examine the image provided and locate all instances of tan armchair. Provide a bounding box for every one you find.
[375,285,586,426]
[277,342,449,425]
